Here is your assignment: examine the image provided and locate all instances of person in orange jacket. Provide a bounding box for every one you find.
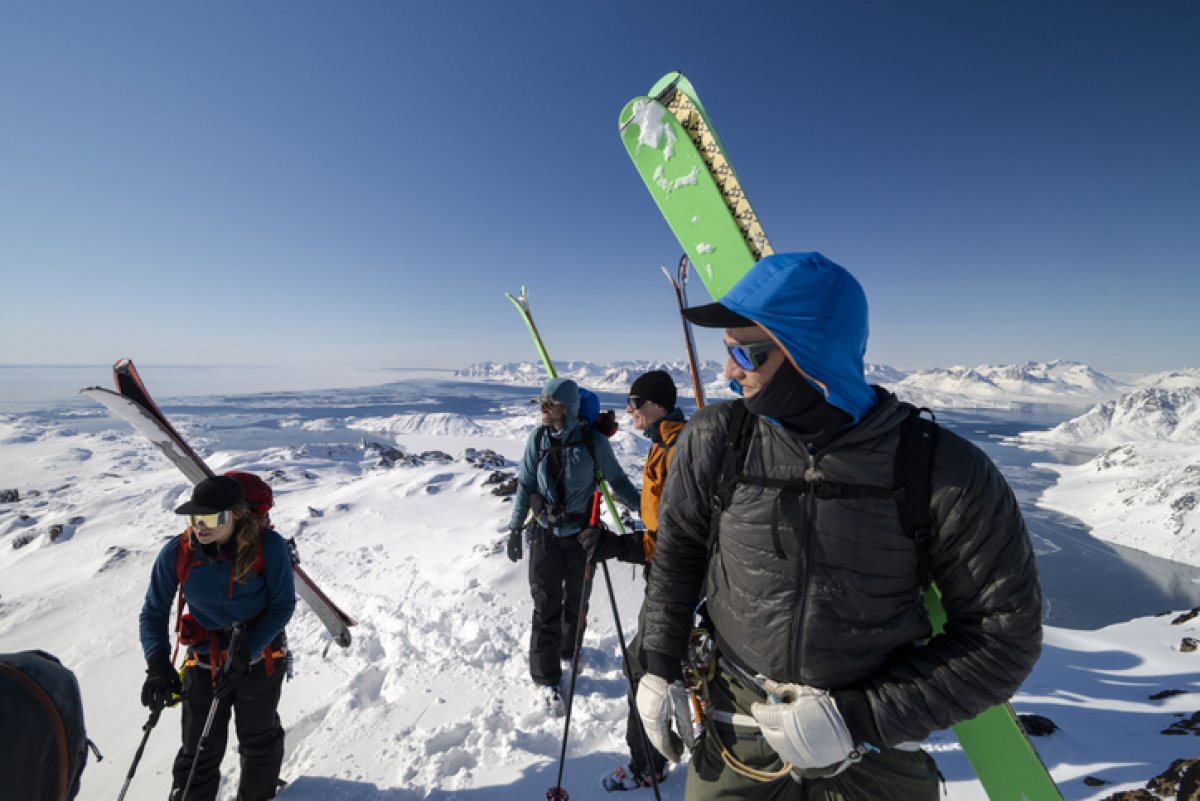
[581,369,686,791]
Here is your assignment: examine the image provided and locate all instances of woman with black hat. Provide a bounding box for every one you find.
[138,474,296,801]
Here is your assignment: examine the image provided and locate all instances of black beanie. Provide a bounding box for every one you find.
[630,370,677,411]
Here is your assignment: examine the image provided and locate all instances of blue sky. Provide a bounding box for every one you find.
[2,2,1196,375]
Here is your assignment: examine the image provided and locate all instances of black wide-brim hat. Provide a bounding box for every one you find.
[175,475,245,515]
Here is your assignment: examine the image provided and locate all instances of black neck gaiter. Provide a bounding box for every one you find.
[743,360,852,448]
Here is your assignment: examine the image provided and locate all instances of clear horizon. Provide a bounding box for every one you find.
[2,3,1197,374]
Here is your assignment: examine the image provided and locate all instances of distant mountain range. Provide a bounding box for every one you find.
[1015,369,1200,567]
[458,359,1132,409]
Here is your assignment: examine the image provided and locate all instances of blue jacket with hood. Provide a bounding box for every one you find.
[509,377,640,537]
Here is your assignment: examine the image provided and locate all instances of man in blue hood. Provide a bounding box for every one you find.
[634,253,1043,800]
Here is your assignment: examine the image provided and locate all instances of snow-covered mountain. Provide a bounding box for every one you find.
[1016,369,1200,567]
[456,359,731,399]
[462,359,1127,410]
[891,360,1127,409]
[1022,369,1200,446]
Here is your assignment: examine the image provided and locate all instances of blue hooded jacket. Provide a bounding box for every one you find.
[721,252,877,423]
[509,377,640,536]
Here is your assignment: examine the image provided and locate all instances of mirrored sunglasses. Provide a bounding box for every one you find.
[189,511,231,528]
[726,340,779,371]
[627,396,650,410]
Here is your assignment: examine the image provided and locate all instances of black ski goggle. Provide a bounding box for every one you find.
[189,511,231,528]
[726,340,779,371]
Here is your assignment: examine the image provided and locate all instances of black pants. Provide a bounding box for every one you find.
[624,608,668,777]
[171,655,286,801]
[528,528,588,685]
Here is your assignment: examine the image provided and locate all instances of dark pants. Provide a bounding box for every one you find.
[625,606,668,777]
[528,528,588,685]
[171,656,286,801]
[686,665,939,801]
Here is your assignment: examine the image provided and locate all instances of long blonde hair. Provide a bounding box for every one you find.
[229,503,264,583]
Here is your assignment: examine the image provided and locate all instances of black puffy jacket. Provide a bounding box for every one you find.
[643,391,1043,746]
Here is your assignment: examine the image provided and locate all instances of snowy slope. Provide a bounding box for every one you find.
[892,360,1128,410]
[1,374,1199,800]
[1015,370,1200,567]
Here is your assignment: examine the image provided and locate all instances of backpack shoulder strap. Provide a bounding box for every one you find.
[894,405,939,584]
[708,400,752,553]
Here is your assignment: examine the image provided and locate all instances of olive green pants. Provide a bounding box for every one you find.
[685,665,939,801]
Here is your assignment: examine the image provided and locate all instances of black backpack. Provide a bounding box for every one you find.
[709,400,939,583]
[0,650,97,801]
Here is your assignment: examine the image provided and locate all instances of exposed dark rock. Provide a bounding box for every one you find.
[0,489,18,503]
[1162,711,1200,736]
[482,470,513,486]
[1147,757,1200,798]
[1018,713,1059,736]
[1181,638,1197,653]
[419,450,453,464]
[98,546,131,573]
[1172,608,1200,625]
[68,515,85,525]
[490,478,518,497]
[1085,776,1110,787]
[12,531,35,550]
[463,448,506,469]
[307,507,324,518]
[48,524,65,542]
[1151,689,1188,701]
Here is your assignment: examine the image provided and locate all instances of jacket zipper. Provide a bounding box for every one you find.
[787,450,818,680]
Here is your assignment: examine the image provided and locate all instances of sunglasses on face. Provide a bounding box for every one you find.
[189,511,231,528]
[726,340,779,371]
[627,396,649,410]
[536,395,562,410]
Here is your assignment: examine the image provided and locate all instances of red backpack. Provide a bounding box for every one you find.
[171,471,275,671]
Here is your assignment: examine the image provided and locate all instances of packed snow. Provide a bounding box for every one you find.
[1012,370,1200,568]
[1,364,1198,801]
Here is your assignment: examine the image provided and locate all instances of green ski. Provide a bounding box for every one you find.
[504,287,628,534]
[620,72,1062,801]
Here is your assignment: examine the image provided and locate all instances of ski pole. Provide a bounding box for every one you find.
[662,253,706,408]
[546,491,602,801]
[597,559,663,800]
[115,704,162,801]
[180,621,245,801]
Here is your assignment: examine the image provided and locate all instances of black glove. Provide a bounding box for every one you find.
[579,525,640,564]
[506,528,523,562]
[213,641,252,700]
[141,651,182,710]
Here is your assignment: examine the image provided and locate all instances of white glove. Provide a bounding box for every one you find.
[749,681,856,770]
[635,674,695,763]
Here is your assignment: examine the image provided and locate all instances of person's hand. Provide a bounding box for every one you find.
[141,651,182,710]
[578,524,622,563]
[635,674,695,763]
[214,642,251,700]
[749,681,856,770]
[506,528,523,562]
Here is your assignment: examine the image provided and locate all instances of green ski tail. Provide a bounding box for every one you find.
[505,287,627,535]
[621,71,1062,801]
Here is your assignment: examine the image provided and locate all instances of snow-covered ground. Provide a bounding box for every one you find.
[2,366,1198,800]
[1013,369,1200,568]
